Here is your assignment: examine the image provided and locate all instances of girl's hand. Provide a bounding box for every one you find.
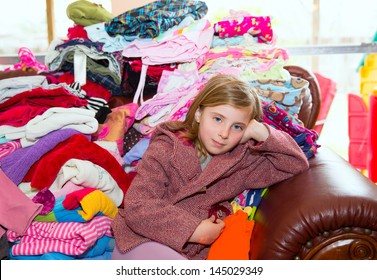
[188,215,225,245]
[240,119,269,143]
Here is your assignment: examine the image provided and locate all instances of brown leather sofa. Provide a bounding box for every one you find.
[250,66,377,260]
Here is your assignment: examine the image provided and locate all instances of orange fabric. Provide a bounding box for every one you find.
[207,210,254,260]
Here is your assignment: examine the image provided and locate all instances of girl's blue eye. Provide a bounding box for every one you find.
[214,117,222,123]
[233,124,243,131]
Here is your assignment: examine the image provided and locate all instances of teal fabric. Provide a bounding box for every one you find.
[249,75,309,116]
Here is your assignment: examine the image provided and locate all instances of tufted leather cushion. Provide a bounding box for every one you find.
[251,146,377,260]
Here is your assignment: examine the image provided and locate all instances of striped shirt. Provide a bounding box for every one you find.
[7,216,113,256]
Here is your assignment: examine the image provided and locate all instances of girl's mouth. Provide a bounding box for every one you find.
[212,139,225,147]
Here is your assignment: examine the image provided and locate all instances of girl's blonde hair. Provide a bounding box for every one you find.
[165,74,263,157]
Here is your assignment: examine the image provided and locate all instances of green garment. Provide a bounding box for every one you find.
[66,0,114,27]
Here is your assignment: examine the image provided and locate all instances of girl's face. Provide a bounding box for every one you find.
[195,104,252,156]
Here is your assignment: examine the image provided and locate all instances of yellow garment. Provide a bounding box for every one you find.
[78,189,118,220]
[231,201,254,218]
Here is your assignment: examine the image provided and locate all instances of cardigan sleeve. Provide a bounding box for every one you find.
[240,124,309,188]
[121,136,202,252]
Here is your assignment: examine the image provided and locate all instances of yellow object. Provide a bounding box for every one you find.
[78,190,118,220]
[231,201,254,217]
[364,53,377,68]
[360,53,377,107]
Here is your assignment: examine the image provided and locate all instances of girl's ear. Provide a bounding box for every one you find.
[195,109,201,123]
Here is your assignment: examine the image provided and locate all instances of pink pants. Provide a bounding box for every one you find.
[112,241,188,260]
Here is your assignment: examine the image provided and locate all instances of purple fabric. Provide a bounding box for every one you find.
[112,241,187,260]
[123,138,150,164]
[0,129,87,185]
[262,101,320,158]
[32,188,55,215]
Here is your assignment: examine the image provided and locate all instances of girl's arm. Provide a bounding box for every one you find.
[188,215,225,245]
[239,123,309,188]
[240,119,270,143]
[122,138,213,251]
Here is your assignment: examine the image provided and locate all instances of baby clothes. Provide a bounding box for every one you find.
[21,107,98,146]
[0,140,21,159]
[0,129,83,186]
[122,18,213,106]
[94,102,138,155]
[214,15,273,43]
[123,138,150,165]
[105,0,208,39]
[0,170,42,238]
[262,102,320,159]
[123,127,144,154]
[3,47,48,72]
[7,215,113,257]
[66,0,114,27]
[0,75,48,104]
[34,188,118,223]
[0,234,10,259]
[0,86,88,128]
[47,159,124,207]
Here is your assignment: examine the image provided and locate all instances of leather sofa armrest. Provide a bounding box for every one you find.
[250,146,377,259]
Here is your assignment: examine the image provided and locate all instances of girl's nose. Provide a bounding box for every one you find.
[218,126,230,139]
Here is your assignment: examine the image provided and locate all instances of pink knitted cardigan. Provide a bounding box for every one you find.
[111,123,308,259]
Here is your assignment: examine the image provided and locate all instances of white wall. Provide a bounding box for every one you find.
[111,0,155,15]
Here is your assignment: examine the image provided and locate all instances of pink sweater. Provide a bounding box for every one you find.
[111,123,309,260]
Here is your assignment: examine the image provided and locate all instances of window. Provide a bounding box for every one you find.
[0,0,112,54]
